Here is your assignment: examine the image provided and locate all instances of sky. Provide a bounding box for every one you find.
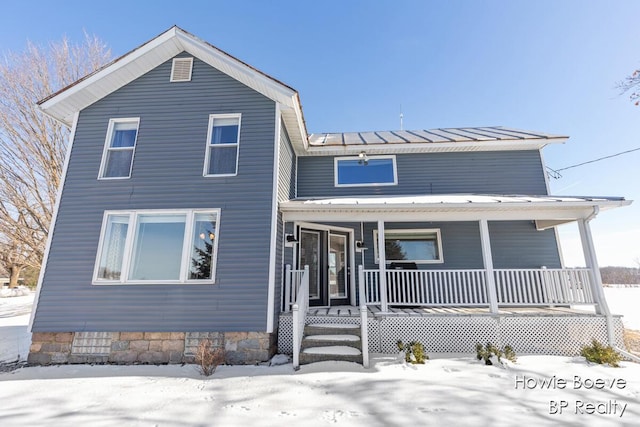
[1,0,639,267]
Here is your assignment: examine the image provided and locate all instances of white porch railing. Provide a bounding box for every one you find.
[362,269,488,306]
[283,265,307,312]
[358,266,370,368]
[494,268,595,305]
[360,268,595,307]
[292,265,309,370]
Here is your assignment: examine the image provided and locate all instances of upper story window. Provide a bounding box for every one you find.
[374,229,444,264]
[99,118,139,179]
[204,114,241,177]
[94,209,220,284]
[334,155,397,187]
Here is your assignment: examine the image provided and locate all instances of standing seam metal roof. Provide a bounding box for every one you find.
[308,126,566,146]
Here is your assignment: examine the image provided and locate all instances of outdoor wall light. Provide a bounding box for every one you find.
[358,151,368,165]
[286,234,298,243]
[356,240,368,251]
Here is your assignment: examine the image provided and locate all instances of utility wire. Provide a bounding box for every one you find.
[555,146,640,171]
[546,146,640,179]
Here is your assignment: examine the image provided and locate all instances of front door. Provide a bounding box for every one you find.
[298,228,350,307]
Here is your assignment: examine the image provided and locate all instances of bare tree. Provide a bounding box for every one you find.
[618,68,640,106]
[0,34,111,287]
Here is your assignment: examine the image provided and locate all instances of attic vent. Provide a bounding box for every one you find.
[170,57,193,82]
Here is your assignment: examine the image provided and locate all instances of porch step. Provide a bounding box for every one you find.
[300,323,363,365]
[300,345,363,365]
[304,323,361,337]
[301,334,362,351]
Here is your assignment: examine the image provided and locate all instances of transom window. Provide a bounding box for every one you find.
[99,118,139,179]
[204,114,241,176]
[374,229,443,264]
[94,209,220,284]
[334,155,397,187]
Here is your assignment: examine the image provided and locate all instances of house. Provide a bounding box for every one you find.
[29,27,631,367]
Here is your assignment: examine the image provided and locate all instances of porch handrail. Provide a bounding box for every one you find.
[283,265,306,312]
[494,268,595,305]
[362,268,488,306]
[358,265,369,368]
[292,265,309,370]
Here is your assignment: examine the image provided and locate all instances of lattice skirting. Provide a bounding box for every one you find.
[277,314,623,356]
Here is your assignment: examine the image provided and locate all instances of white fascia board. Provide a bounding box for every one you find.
[280,200,631,223]
[38,27,302,126]
[39,28,182,125]
[301,137,568,156]
[174,31,297,107]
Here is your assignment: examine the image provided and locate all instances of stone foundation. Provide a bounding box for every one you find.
[28,331,277,366]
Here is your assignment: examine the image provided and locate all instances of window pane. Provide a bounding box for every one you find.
[129,214,186,280]
[385,233,440,262]
[210,119,238,145]
[104,150,133,178]
[207,146,238,175]
[337,158,395,185]
[110,123,138,148]
[189,213,217,280]
[97,215,129,280]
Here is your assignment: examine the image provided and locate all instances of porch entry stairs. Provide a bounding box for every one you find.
[287,265,370,369]
[300,323,362,365]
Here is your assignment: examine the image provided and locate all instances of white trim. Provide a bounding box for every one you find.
[539,148,552,195]
[98,117,140,179]
[38,27,301,125]
[170,57,193,82]
[29,111,80,332]
[304,138,568,156]
[266,104,281,333]
[479,219,498,313]
[203,113,241,177]
[334,155,397,187]
[373,228,444,264]
[92,208,221,285]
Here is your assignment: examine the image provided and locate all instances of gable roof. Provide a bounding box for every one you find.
[305,126,567,155]
[38,26,308,151]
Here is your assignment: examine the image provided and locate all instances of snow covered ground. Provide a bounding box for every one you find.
[0,292,34,363]
[0,290,639,426]
[604,286,640,330]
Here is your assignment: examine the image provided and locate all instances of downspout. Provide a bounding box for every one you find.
[583,206,616,347]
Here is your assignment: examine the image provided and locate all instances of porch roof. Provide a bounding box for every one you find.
[280,194,631,226]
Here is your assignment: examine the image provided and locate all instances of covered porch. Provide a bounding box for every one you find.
[278,195,629,365]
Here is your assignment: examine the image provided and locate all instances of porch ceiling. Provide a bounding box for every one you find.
[280,194,631,222]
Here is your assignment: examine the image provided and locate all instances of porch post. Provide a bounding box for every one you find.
[479,219,499,313]
[577,218,611,315]
[377,220,388,312]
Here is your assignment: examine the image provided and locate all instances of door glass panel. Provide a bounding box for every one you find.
[299,230,320,299]
[329,234,347,298]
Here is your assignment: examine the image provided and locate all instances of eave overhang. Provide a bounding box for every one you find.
[280,194,632,223]
[37,26,308,151]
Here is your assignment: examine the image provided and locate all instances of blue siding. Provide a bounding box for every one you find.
[33,54,277,332]
[297,151,548,197]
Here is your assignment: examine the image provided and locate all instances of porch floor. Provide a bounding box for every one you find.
[299,305,603,318]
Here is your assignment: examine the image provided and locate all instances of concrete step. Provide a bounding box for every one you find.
[300,345,363,365]
[304,323,361,337]
[301,334,362,351]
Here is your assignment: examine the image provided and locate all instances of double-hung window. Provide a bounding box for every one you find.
[204,114,241,176]
[99,118,139,179]
[374,229,443,264]
[334,155,397,187]
[94,209,221,284]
